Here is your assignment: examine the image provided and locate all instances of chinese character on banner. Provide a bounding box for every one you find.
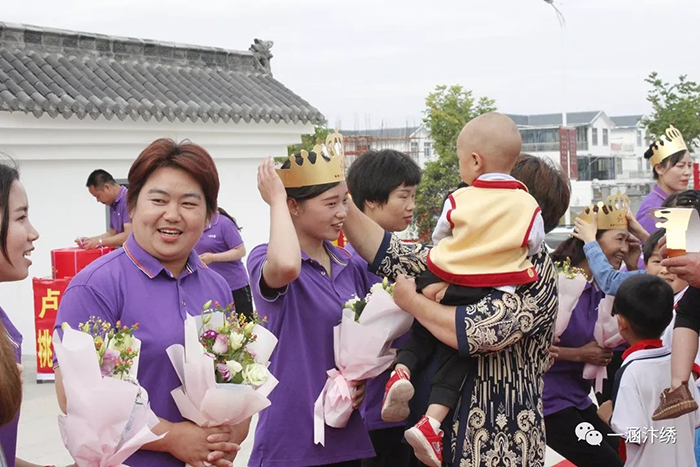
[37,328,52,370]
[32,277,71,381]
[40,289,60,319]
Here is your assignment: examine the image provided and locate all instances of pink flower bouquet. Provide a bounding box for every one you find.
[554,258,589,337]
[166,302,278,432]
[53,317,163,467]
[314,279,413,445]
[583,295,625,392]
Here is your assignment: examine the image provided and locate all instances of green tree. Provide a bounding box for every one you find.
[641,72,700,151]
[287,123,331,156]
[414,85,496,242]
[276,123,331,164]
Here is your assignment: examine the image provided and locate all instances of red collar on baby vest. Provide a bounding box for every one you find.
[621,339,663,361]
[470,178,528,191]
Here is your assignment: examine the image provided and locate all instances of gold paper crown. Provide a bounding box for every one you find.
[577,191,630,230]
[654,208,700,253]
[276,130,346,188]
[648,125,688,167]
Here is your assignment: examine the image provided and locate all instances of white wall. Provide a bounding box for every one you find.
[0,112,312,355]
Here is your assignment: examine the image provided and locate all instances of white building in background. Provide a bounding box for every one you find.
[342,111,667,223]
[0,22,321,355]
[342,124,435,169]
[610,115,651,179]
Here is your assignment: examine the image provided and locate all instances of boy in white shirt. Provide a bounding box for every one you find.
[598,274,700,467]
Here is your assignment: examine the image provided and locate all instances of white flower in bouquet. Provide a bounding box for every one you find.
[243,321,256,336]
[229,331,245,351]
[243,362,270,387]
[226,360,243,376]
[369,282,384,296]
[211,334,229,355]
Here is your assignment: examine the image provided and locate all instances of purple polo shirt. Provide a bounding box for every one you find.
[344,243,408,432]
[0,307,21,467]
[543,281,605,416]
[55,234,231,467]
[194,213,249,291]
[636,185,668,235]
[247,242,375,467]
[109,186,131,234]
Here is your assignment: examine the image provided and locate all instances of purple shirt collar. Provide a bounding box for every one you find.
[112,185,127,206]
[122,233,206,279]
[204,212,221,232]
[300,240,349,267]
[651,184,669,202]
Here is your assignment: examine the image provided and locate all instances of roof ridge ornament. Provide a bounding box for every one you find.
[249,39,273,73]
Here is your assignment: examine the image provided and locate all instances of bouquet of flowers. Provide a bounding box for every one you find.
[583,295,625,392]
[166,301,278,436]
[554,258,589,337]
[314,278,413,446]
[53,317,163,467]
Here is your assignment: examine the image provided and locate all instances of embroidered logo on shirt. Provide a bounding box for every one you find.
[208,235,217,238]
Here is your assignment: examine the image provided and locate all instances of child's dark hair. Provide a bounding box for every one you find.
[643,228,666,264]
[282,151,340,201]
[613,275,673,339]
[346,149,421,212]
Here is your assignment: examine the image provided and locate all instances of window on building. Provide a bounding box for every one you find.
[637,130,643,147]
[424,142,432,159]
[592,128,598,146]
[603,129,609,146]
[410,141,419,155]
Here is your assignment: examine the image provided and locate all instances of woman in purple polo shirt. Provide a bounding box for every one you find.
[54,140,246,467]
[543,229,630,466]
[0,161,45,467]
[247,152,375,467]
[195,207,252,318]
[636,126,693,235]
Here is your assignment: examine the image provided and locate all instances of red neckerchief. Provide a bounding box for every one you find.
[621,339,663,361]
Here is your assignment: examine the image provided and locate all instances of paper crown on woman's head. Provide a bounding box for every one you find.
[577,191,630,230]
[647,125,688,167]
[276,131,345,188]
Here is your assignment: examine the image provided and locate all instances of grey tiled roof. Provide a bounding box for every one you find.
[611,115,643,128]
[0,22,324,124]
[506,111,603,127]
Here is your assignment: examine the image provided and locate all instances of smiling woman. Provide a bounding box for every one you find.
[246,148,376,466]
[54,139,249,467]
[0,160,42,467]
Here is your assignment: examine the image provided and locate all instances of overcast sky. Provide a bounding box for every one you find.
[4,0,700,129]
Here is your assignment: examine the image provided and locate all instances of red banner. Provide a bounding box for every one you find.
[559,127,569,174]
[51,247,114,279]
[568,128,578,180]
[32,277,71,380]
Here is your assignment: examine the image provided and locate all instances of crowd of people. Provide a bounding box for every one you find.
[0,113,698,467]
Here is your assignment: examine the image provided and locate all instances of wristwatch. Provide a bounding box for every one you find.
[99,237,103,246]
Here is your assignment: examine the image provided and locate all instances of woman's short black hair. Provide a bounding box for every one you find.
[613,274,673,340]
[282,151,341,201]
[347,149,421,212]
